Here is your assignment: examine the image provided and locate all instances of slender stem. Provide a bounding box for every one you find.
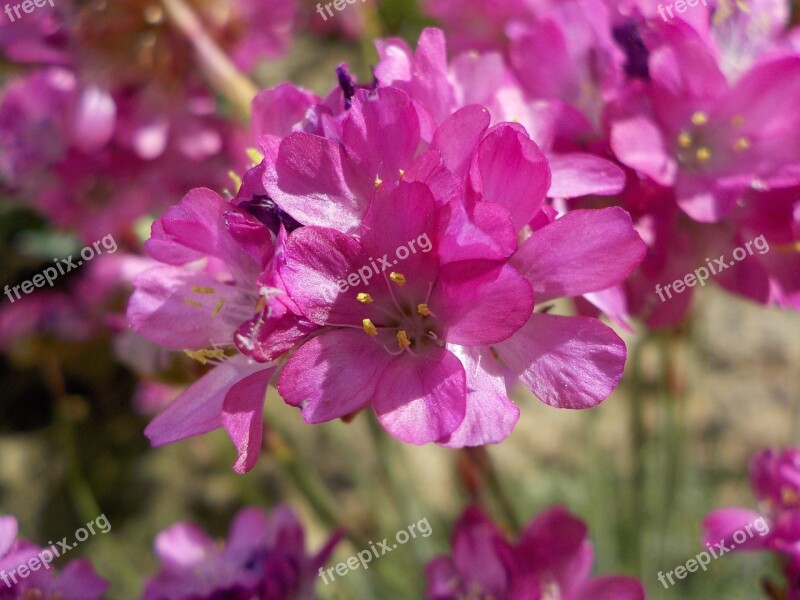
[160,0,258,120]
[462,447,521,532]
[627,334,647,576]
[266,427,369,549]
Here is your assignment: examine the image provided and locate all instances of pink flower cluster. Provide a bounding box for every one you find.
[128,43,649,470]
[704,448,800,599]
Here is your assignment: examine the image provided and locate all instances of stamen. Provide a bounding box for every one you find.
[398,169,405,176]
[389,272,406,286]
[731,115,745,127]
[396,330,411,349]
[184,297,202,308]
[246,148,264,165]
[184,348,225,365]
[696,147,712,163]
[212,298,225,317]
[734,137,750,151]
[374,176,383,188]
[357,293,374,304]
[362,319,378,336]
[691,111,709,126]
[228,170,242,189]
[191,286,215,294]
[678,133,692,148]
[417,303,431,316]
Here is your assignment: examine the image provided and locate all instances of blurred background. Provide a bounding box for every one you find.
[1,0,800,598]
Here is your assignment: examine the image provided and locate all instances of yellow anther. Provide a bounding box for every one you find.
[691,111,709,126]
[396,330,411,349]
[228,170,242,189]
[731,115,745,127]
[246,148,264,165]
[212,298,225,317]
[678,132,693,148]
[191,286,215,294]
[398,169,405,176]
[357,293,373,304]
[696,147,712,163]
[389,272,406,286]
[734,137,751,151]
[362,318,378,336]
[184,348,225,365]
[782,486,800,506]
[417,303,431,316]
[374,176,383,188]
[143,4,164,24]
[184,297,202,308]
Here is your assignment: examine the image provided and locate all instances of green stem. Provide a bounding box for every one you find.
[161,0,258,120]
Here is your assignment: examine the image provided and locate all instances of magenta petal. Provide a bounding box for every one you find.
[575,576,646,600]
[154,523,215,569]
[127,266,239,350]
[54,559,109,600]
[0,516,17,557]
[609,113,676,186]
[266,132,364,232]
[226,507,269,552]
[374,349,466,444]
[469,124,550,230]
[222,367,276,474]
[279,225,367,325]
[512,208,646,303]
[431,104,491,178]
[145,357,265,447]
[439,202,518,264]
[439,346,519,448]
[451,507,511,597]
[547,153,625,198]
[494,312,626,409]
[425,556,461,599]
[252,83,320,138]
[277,330,391,423]
[343,87,420,181]
[434,261,533,345]
[72,85,116,153]
[702,508,769,552]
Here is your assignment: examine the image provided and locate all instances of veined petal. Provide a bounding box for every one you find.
[374,348,466,444]
[222,366,276,474]
[493,313,626,409]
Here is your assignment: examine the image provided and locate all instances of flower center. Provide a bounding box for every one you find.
[358,271,442,356]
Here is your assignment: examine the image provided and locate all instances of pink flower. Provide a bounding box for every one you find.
[142,506,340,600]
[426,506,646,600]
[0,515,108,599]
[703,448,800,596]
[128,188,279,473]
[276,165,644,445]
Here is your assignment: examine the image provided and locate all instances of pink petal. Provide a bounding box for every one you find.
[265,132,365,232]
[547,153,625,198]
[252,83,320,138]
[374,349,466,444]
[433,261,533,345]
[343,87,421,182]
[55,559,109,600]
[226,507,269,552]
[512,208,646,303]
[431,104,491,179]
[469,124,550,231]
[702,508,769,552]
[222,366,276,474]
[279,225,368,325]
[127,266,240,350]
[0,516,18,557]
[277,330,392,423]
[154,523,215,569]
[145,357,266,446]
[438,346,519,447]
[494,312,627,409]
[72,85,116,153]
